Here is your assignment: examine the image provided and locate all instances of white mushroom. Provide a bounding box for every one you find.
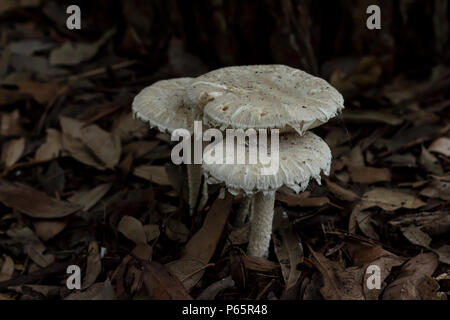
[188,65,344,135]
[132,78,202,215]
[203,132,332,257]
[188,65,343,226]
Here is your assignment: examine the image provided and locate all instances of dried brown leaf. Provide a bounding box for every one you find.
[142,261,192,300]
[123,141,159,158]
[383,253,439,300]
[68,183,112,211]
[1,137,25,168]
[112,112,148,142]
[273,213,303,290]
[181,194,232,264]
[117,215,147,245]
[419,145,444,175]
[33,219,68,242]
[16,80,65,104]
[34,129,64,162]
[83,241,102,289]
[428,137,450,157]
[62,132,105,170]
[60,117,121,169]
[0,180,80,218]
[348,166,391,184]
[166,259,206,292]
[133,165,171,185]
[65,279,115,300]
[241,256,280,272]
[359,188,426,211]
[0,110,22,136]
[0,255,14,282]
[309,246,364,300]
[50,29,115,66]
[277,193,329,207]
[324,178,359,201]
[420,181,450,201]
[166,218,190,243]
[143,224,160,243]
[343,110,403,126]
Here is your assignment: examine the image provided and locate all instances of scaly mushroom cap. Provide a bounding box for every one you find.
[202,131,331,195]
[132,78,193,133]
[187,65,344,135]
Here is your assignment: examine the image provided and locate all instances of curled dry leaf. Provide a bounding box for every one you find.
[117,215,147,245]
[0,137,25,168]
[0,180,80,219]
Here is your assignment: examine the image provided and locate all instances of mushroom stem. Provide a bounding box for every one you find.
[187,164,202,215]
[247,191,275,257]
[234,196,253,227]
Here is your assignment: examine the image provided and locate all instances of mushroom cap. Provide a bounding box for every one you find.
[187,65,344,134]
[202,131,331,195]
[132,78,193,134]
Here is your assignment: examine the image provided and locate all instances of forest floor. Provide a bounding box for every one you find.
[0,1,449,300]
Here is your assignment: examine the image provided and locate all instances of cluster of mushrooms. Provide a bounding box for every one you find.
[132,65,344,258]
